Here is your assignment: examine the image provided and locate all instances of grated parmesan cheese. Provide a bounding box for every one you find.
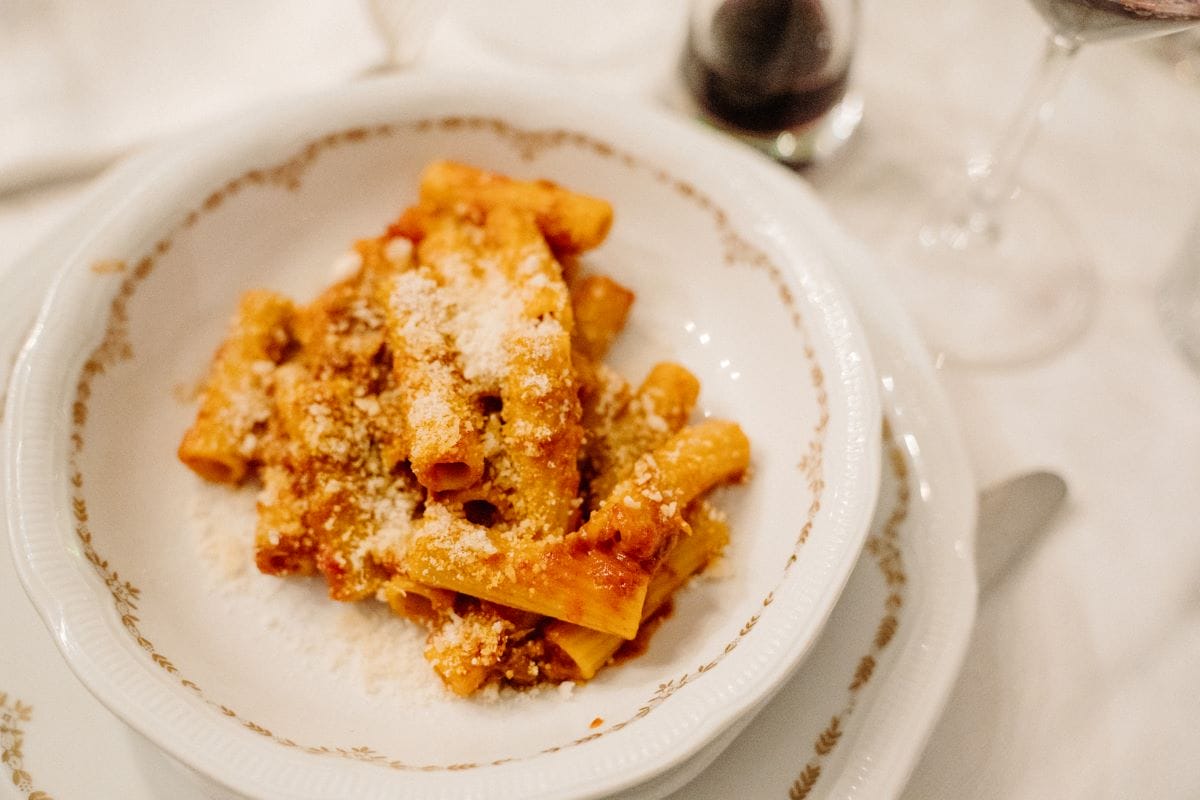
[189,480,448,703]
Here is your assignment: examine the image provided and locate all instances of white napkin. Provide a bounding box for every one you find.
[0,0,390,195]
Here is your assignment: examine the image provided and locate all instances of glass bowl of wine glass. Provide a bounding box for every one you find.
[890,0,1200,367]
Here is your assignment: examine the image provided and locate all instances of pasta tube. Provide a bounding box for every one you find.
[415,160,613,254]
[570,274,635,361]
[585,362,700,505]
[574,419,749,566]
[546,502,729,679]
[382,256,486,492]
[489,206,584,536]
[178,290,293,484]
[254,463,316,576]
[404,506,649,639]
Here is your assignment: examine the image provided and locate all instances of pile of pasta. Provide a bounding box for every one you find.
[179,161,750,696]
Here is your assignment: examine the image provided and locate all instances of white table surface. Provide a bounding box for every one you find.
[4,0,1200,797]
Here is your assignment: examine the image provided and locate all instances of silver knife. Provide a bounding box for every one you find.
[975,471,1068,593]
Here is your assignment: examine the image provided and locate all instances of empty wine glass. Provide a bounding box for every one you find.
[890,0,1200,367]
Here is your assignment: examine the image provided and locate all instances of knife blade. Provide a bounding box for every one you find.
[975,470,1068,593]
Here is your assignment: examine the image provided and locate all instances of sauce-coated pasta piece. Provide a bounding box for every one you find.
[574,419,750,567]
[413,160,613,255]
[178,290,293,484]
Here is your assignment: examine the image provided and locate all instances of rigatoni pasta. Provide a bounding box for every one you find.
[545,502,730,679]
[177,290,293,484]
[179,161,750,696]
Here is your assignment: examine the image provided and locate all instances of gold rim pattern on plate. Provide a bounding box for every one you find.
[789,419,909,799]
[0,692,54,800]
[65,117,832,771]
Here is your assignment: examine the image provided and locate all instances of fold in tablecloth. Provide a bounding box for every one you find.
[0,0,387,194]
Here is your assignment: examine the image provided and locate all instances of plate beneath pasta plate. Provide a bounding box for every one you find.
[4,73,882,799]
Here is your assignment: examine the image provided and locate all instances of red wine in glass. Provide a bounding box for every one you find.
[681,0,855,137]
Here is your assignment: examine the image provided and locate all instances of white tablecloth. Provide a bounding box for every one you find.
[3,0,1199,797]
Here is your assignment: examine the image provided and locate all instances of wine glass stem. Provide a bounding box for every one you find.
[970,33,1081,223]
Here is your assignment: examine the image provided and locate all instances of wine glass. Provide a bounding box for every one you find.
[890,0,1200,367]
[679,0,863,167]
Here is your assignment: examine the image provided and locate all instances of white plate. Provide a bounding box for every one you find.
[0,146,974,800]
[4,74,880,800]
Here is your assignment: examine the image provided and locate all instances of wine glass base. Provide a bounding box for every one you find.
[889,181,1096,368]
